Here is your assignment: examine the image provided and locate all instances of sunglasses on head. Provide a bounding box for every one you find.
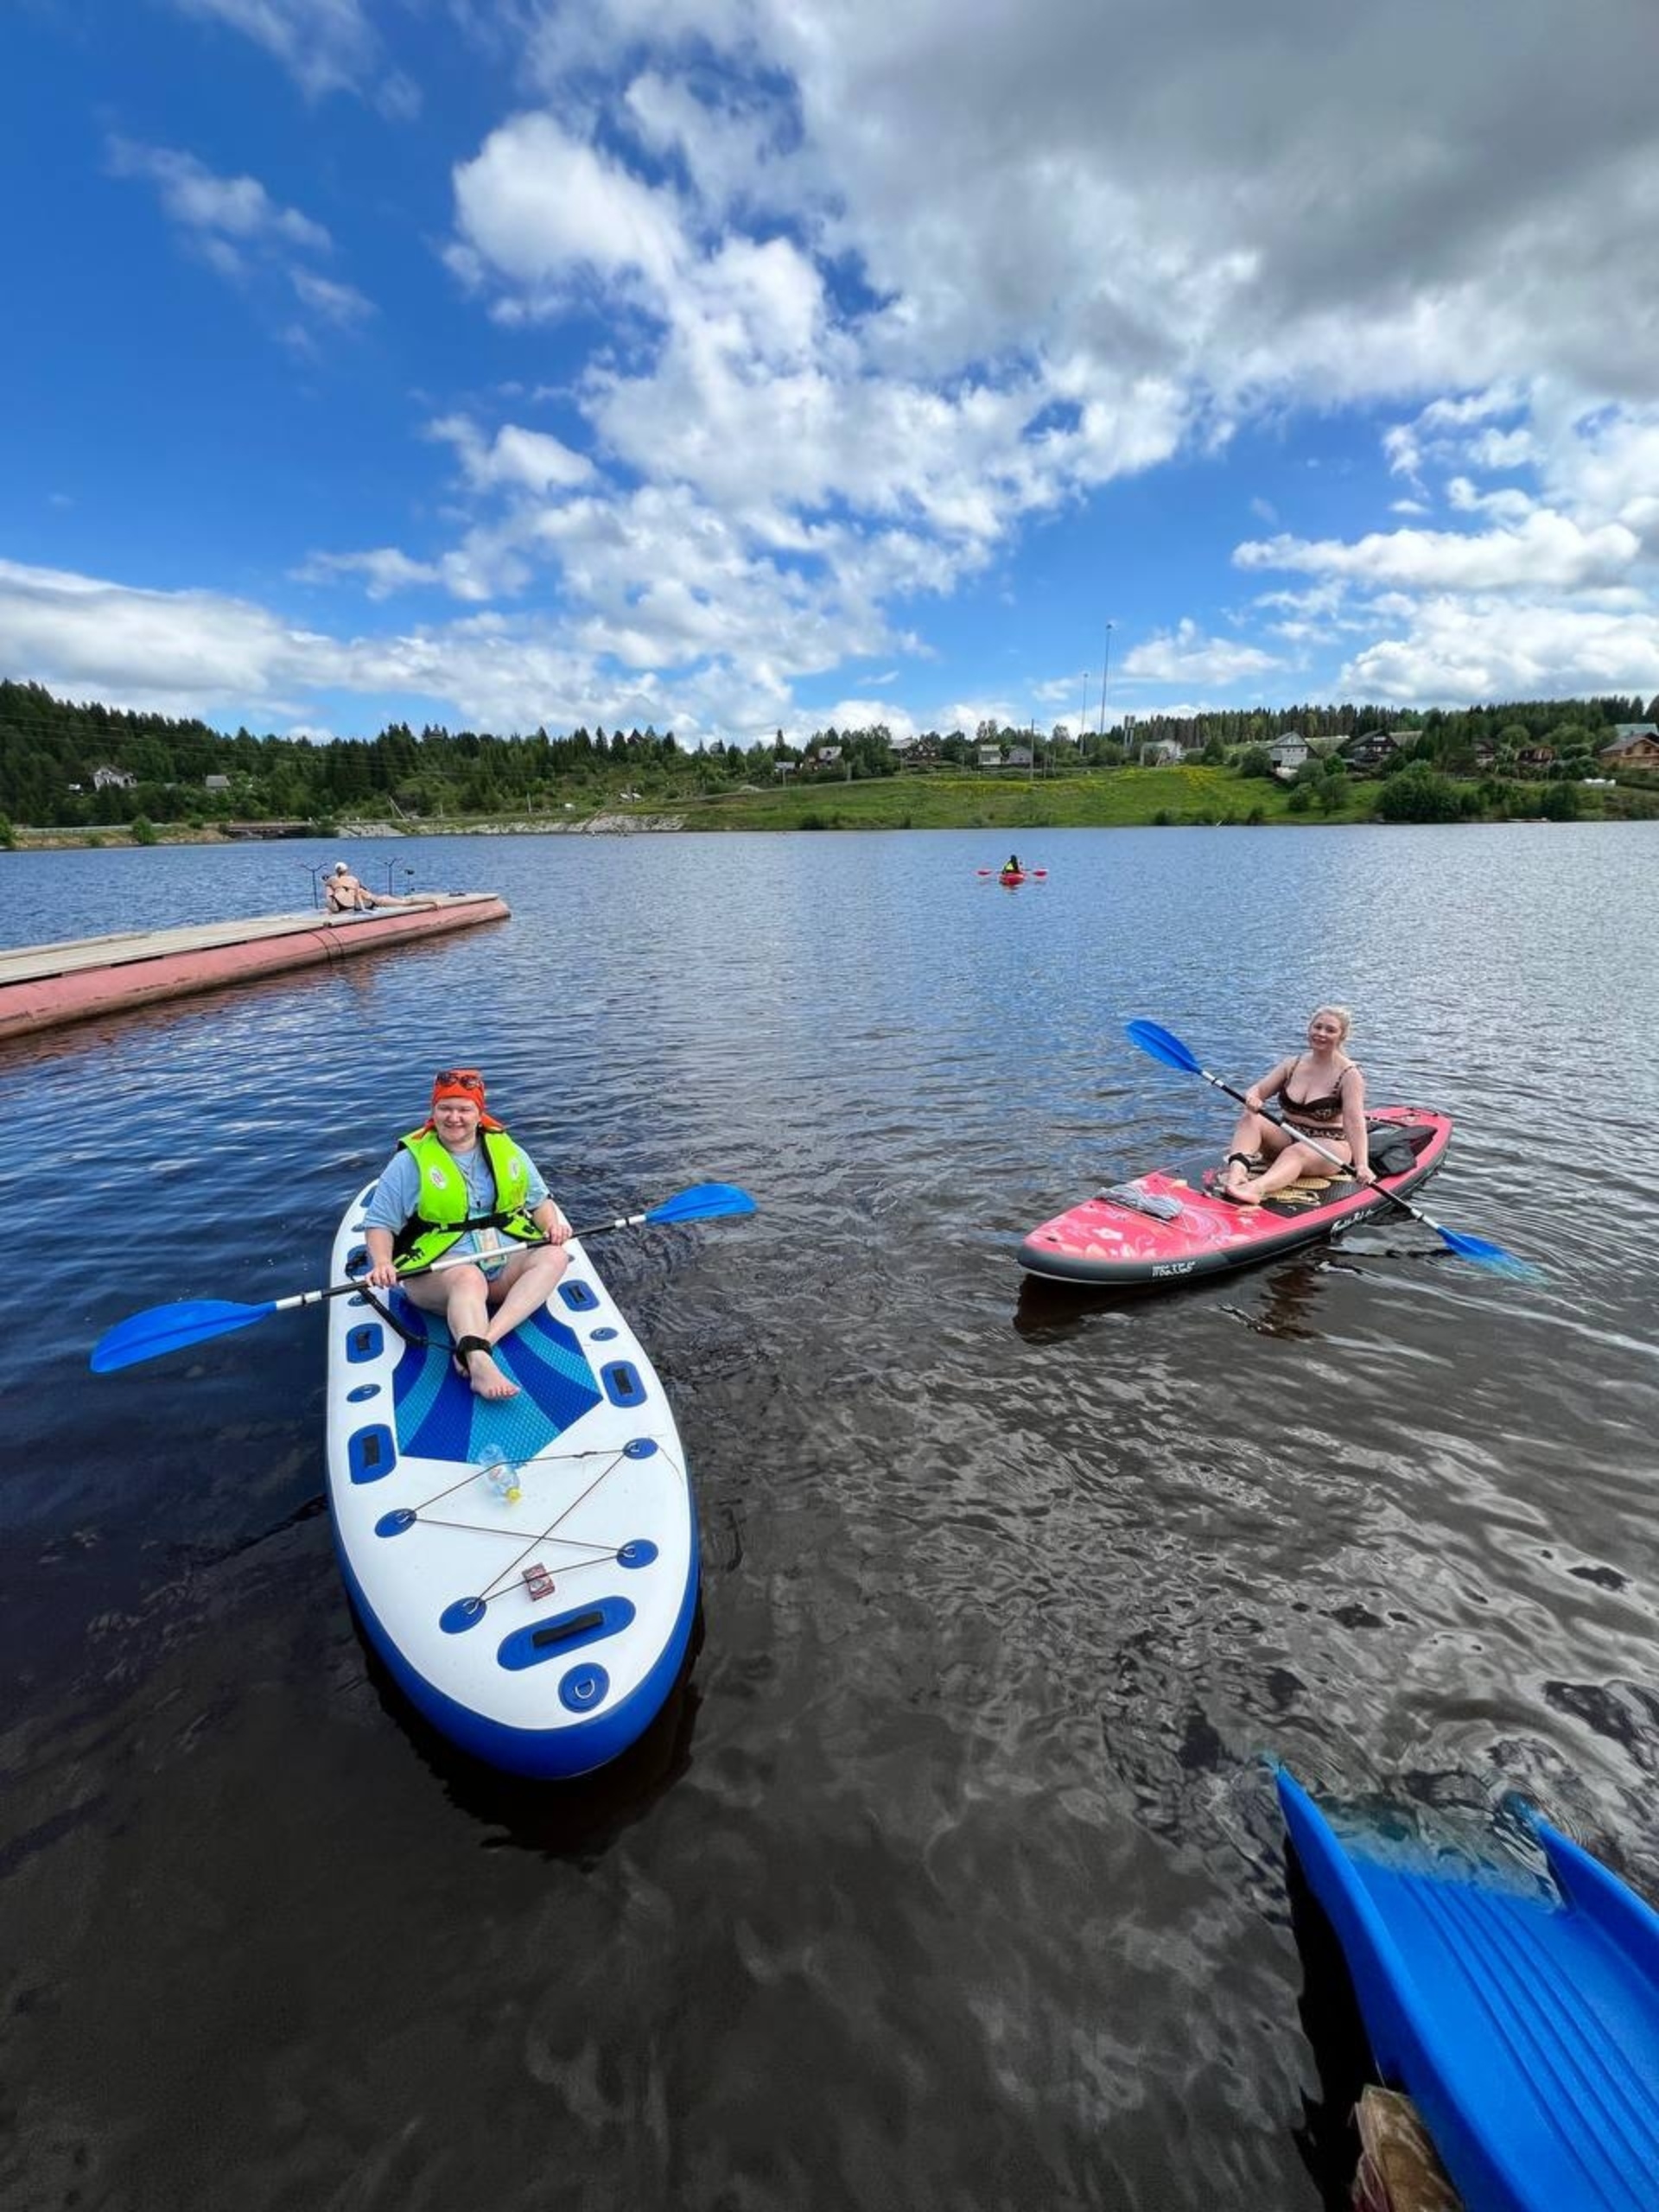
[435,1069,483,1088]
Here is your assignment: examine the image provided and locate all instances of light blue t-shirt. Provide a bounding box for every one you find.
[363,1139,550,1268]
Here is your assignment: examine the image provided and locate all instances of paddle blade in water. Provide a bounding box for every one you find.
[1124,1020,1203,1075]
[1433,1226,1539,1279]
[91,1298,277,1373]
[643,1182,756,1225]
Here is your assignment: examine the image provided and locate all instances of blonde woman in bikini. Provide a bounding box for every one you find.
[1221,1006,1376,1204]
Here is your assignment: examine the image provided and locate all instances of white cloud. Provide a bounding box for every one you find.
[426,416,594,498]
[621,67,789,223]
[168,0,416,111]
[1445,478,1534,521]
[817,697,914,739]
[1470,426,1535,471]
[1342,598,1659,706]
[0,556,726,735]
[43,0,1659,728]
[0,558,335,715]
[1530,399,1659,554]
[0,543,912,742]
[289,267,374,325]
[396,2,1659,718]
[295,548,442,600]
[447,112,684,311]
[106,138,378,346]
[1121,620,1282,686]
[108,139,331,256]
[1236,511,1641,594]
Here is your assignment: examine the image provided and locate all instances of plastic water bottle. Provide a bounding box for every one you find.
[476,1452,522,1505]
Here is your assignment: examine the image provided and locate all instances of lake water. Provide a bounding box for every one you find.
[2,824,1656,2209]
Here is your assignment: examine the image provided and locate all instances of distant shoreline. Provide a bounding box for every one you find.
[3,761,1652,849]
[1,813,686,850]
[0,813,1630,849]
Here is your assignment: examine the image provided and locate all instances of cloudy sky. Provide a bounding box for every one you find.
[3,0,1658,745]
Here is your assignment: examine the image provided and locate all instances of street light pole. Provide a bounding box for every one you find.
[1080,670,1091,758]
[1098,620,1114,740]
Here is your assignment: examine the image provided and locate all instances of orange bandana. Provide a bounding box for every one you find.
[426,1067,503,1131]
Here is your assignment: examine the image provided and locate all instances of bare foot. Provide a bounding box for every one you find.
[465,1345,519,1400]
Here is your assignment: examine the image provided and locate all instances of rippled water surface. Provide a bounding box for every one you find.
[3,825,1656,2209]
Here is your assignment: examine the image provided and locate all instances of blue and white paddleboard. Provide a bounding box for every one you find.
[324,1185,699,1778]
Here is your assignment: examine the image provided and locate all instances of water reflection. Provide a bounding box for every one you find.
[1011,1247,1342,1341]
[1283,1842,1374,2209]
[1224,1255,1344,1341]
[350,1605,709,1859]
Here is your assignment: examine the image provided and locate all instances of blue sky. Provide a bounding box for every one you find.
[3,0,1657,747]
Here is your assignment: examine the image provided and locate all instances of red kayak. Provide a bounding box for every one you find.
[1018,1107,1452,1287]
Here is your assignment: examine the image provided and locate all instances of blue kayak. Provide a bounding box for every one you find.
[1278,1768,1659,2210]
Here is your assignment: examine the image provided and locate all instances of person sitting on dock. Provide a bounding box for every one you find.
[359,1069,571,1401]
[324,861,421,913]
[1221,1005,1376,1204]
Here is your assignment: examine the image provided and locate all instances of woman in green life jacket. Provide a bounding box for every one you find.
[359,1068,571,1402]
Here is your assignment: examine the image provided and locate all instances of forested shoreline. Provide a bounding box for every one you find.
[1,677,1656,842]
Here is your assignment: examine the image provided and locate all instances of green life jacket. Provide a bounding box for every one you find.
[393,1124,540,1270]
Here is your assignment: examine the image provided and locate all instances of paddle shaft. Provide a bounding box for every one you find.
[287,1211,660,1314]
[91,1182,754,1371]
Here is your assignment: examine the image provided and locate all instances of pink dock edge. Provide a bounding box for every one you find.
[0,894,511,1042]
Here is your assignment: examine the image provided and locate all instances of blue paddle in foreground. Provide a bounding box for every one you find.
[1123,1020,1534,1277]
[90,1182,758,1373]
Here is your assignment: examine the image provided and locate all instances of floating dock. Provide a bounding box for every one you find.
[0,894,510,1043]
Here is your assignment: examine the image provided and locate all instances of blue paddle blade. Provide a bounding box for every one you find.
[1124,1019,1203,1075]
[644,1182,755,1224]
[1433,1226,1539,1279]
[91,1298,277,1373]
